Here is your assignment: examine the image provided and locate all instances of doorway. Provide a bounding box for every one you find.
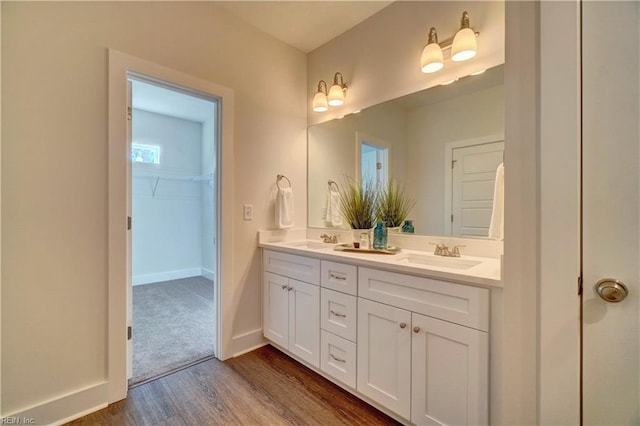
[356,131,390,189]
[127,77,219,386]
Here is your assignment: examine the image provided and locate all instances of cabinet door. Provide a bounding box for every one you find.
[263,272,289,348]
[288,279,320,368]
[357,298,411,419]
[411,313,488,426]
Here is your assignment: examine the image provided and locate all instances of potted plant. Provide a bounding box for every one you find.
[337,176,378,241]
[377,179,415,231]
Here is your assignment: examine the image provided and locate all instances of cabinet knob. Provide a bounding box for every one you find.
[413,326,421,333]
[281,285,287,290]
[399,322,407,329]
[287,286,293,291]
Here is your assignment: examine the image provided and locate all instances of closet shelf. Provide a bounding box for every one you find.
[133,173,214,197]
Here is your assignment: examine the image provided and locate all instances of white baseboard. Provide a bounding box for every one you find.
[201,268,215,282]
[231,328,265,357]
[1,382,108,426]
[133,268,202,285]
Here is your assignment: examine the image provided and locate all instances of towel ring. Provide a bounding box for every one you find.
[328,180,339,191]
[276,174,292,189]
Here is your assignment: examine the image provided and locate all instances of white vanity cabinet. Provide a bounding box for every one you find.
[357,267,489,426]
[263,250,320,368]
[261,246,493,426]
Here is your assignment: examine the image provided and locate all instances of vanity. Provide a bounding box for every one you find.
[259,231,502,426]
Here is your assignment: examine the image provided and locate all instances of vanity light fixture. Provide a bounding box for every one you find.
[421,28,445,73]
[420,11,479,74]
[327,72,348,107]
[452,11,478,61]
[312,80,329,112]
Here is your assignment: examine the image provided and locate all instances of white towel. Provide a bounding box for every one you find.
[488,163,505,240]
[276,187,295,229]
[325,189,343,227]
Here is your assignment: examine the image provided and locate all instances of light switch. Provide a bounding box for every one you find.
[243,204,253,221]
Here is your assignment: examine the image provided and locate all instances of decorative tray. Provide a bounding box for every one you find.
[333,243,401,255]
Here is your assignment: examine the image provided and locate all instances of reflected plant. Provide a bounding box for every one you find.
[377,179,415,228]
[337,176,378,229]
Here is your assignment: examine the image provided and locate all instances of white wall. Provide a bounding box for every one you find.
[201,117,216,279]
[308,1,505,125]
[131,109,203,284]
[1,1,306,417]
[406,85,504,234]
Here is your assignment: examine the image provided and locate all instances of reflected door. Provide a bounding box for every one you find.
[582,2,639,424]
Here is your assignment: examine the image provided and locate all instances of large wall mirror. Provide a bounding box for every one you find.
[308,64,504,238]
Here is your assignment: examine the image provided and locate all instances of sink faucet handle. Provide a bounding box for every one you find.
[429,242,447,255]
[450,245,466,257]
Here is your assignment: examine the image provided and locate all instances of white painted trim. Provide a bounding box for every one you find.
[201,268,215,282]
[443,134,505,235]
[0,4,3,415]
[1,382,107,426]
[539,1,580,424]
[132,268,202,286]
[231,328,266,357]
[108,49,234,403]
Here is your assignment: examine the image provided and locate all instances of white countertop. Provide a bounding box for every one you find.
[259,239,502,288]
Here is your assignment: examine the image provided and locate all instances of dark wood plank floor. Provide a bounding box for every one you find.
[67,345,401,425]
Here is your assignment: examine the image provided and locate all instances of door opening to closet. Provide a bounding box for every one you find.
[128,76,218,387]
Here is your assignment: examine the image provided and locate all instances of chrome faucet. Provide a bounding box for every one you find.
[320,233,338,244]
[431,242,465,257]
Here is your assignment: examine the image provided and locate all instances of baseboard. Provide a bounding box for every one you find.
[1,381,108,426]
[133,268,202,285]
[201,268,215,282]
[231,328,265,357]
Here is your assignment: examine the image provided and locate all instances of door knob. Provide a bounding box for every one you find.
[594,278,629,303]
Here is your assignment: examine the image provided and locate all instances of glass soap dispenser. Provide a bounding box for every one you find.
[373,221,388,250]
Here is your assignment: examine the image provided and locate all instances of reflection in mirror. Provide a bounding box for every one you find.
[308,64,504,238]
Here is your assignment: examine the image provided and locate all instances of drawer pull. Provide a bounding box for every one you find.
[399,322,407,329]
[330,273,347,281]
[330,353,346,363]
[413,326,421,333]
[330,310,347,318]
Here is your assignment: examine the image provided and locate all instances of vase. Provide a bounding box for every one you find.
[401,220,415,233]
[372,221,388,250]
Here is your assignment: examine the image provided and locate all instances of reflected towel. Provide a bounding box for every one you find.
[488,163,504,240]
[276,187,295,229]
[325,189,343,227]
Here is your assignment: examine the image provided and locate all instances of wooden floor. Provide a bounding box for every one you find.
[68,345,401,425]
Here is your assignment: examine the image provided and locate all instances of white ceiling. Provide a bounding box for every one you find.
[218,1,394,53]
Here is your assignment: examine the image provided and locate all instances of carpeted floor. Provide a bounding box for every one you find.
[130,276,215,386]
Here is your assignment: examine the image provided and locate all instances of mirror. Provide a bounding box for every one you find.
[308,64,504,237]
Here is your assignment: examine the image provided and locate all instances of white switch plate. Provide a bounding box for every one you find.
[243,204,253,221]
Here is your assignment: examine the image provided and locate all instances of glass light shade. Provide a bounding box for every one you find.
[327,84,345,107]
[421,43,444,73]
[451,27,477,61]
[312,91,328,112]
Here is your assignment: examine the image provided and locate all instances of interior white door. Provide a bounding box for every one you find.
[451,141,504,237]
[582,2,639,424]
[288,279,320,368]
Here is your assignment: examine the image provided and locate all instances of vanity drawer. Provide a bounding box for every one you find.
[321,330,357,389]
[263,250,320,285]
[321,288,357,342]
[321,260,357,295]
[358,267,489,331]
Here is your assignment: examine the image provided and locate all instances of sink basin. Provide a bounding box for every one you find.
[394,253,482,270]
[283,241,335,250]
